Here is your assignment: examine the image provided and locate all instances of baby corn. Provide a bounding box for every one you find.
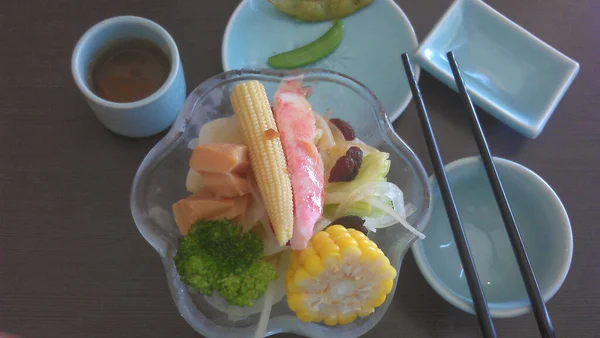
[230,80,294,246]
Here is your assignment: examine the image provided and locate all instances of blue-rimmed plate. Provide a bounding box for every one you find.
[222,0,420,122]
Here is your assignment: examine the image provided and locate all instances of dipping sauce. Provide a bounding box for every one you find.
[88,38,171,103]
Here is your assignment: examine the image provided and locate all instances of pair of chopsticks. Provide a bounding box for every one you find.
[401,52,555,338]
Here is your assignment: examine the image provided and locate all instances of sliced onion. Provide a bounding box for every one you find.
[254,271,277,338]
[349,138,378,155]
[260,215,290,257]
[241,177,267,232]
[328,120,347,148]
[321,145,348,184]
[362,213,397,231]
[404,203,417,219]
[202,252,289,322]
[254,253,287,338]
[202,287,279,322]
[242,200,266,234]
[327,182,403,216]
[370,198,425,239]
[313,217,332,234]
[262,232,285,257]
[328,182,402,226]
[187,138,199,149]
[313,128,323,147]
[203,292,259,322]
[314,112,335,151]
[327,182,425,239]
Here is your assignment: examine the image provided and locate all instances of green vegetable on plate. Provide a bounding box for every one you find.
[268,0,373,22]
[268,20,343,69]
[174,219,277,307]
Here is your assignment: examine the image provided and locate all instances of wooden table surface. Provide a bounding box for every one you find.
[1,0,598,337]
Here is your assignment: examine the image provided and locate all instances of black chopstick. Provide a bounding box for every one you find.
[447,51,556,338]
[401,54,497,338]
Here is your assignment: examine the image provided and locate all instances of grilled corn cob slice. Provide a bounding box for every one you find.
[286,225,396,326]
[230,80,294,246]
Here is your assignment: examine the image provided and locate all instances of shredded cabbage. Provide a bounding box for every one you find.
[325,151,391,201]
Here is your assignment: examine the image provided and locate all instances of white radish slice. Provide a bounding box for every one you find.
[198,117,245,145]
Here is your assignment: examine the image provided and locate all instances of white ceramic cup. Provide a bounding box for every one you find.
[71,16,186,138]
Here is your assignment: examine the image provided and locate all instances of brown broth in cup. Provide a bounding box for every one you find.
[88,38,171,103]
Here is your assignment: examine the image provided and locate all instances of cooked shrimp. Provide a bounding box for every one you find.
[272,78,325,250]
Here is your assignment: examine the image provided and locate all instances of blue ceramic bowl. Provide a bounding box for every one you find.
[414,0,579,139]
[412,156,573,318]
[221,0,420,122]
[72,16,186,138]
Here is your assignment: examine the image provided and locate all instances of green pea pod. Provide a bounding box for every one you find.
[268,20,343,69]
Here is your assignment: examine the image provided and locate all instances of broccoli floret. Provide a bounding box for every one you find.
[173,219,277,307]
[175,254,219,295]
[217,260,278,307]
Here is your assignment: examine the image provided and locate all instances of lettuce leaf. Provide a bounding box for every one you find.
[324,151,391,218]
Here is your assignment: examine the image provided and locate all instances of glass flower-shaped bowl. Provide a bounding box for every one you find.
[130,69,432,338]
